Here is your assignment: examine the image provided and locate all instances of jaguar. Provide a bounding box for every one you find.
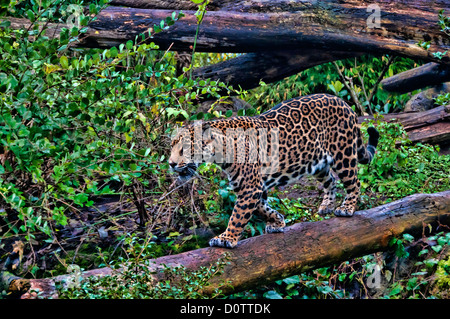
[169,94,379,248]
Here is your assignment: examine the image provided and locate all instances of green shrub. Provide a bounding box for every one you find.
[0,0,231,244]
[358,120,450,200]
[58,234,230,299]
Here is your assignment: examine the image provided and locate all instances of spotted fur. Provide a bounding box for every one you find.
[169,94,379,248]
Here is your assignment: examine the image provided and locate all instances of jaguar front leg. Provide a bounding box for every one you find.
[256,198,286,234]
[335,166,360,217]
[209,192,261,248]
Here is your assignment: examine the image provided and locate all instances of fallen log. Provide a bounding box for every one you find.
[2,1,449,63]
[407,122,450,145]
[358,105,450,146]
[381,63,450,94]
[110,0,201,10]
[193,50,364,91]
[110,0,448,15]
[404,83,450,112]
[358,105,450,130]
[5,190,450,299]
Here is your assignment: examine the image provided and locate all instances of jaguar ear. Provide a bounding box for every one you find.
[203,125,226,143]
[188,120,212,137]
[201,126,226,164]
[200,121,211,132]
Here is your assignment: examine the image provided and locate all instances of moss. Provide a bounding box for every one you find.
[429,249,450,298]
[435,255,450,288]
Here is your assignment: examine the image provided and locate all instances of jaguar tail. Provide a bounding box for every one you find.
[357,126,379,164]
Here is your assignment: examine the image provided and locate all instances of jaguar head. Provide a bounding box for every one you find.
[168,131,198,182]
[168,121,218,182]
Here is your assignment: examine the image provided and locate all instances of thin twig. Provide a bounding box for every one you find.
[332,61,364,115]
[367,55,396,107]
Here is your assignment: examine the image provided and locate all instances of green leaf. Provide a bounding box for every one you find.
[109,47,118,58]
[389,283,403,296]
[218,189,229,199]
[317,285,333,294]
[402,233,414,243]
[424,258,439,268]
[431,245,442,253]
[180,110,189,119]
[411,271,428,276]
[126,40,133,50]
[60,56,69,69]
[282,275,300,285]
[418,249,428,256]
[26,9,35,22]
[263,290,283,299]
[89,3,97,14]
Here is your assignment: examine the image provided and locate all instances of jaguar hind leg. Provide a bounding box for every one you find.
[334,165,360,217]
[314,166,337,215]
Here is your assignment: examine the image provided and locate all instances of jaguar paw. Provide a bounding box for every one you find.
[318,206,334,216]
[265,225,285,234]
[334,207,354,217]
[209,236,237,249]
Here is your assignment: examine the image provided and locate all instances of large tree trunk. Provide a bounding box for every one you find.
[4,191,450,299]
[3,1,449,63]
[110,0,448,15]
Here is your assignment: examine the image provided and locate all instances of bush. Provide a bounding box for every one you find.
[358,120,450,200]
[0,0,231,244]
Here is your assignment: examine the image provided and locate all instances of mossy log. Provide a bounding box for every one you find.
[3,191,450,298]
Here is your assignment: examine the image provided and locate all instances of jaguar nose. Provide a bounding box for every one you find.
[169,161,177,169]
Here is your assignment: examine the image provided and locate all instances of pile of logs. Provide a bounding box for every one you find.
[359,104,450,148]
[377,62,450,151]
[3,0,450,89]
[4,0,449,147]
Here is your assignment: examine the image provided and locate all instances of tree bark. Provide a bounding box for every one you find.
[5,190,450,299]
[110,0,449,14]
[2,1,449,63]
[381,63,450,93]
[110,0,201,10]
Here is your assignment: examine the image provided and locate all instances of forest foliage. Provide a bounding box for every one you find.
[0,0,450,299]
